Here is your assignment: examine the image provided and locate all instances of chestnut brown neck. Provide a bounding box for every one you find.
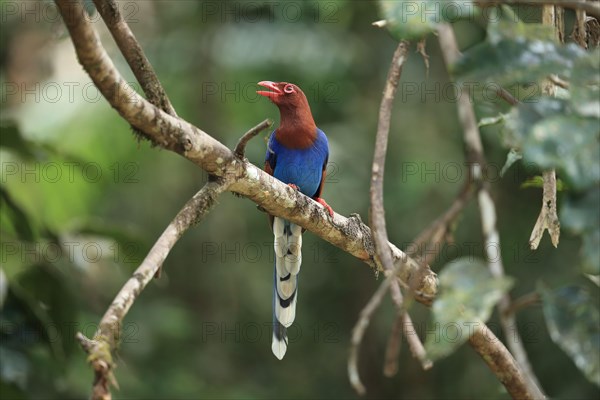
[275,99,317,149]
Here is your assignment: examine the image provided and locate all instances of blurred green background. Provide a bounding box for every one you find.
[1,1,598,399]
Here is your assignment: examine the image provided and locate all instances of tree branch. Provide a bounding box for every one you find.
[529,169,560,249]
[55,0,438,305]
[348,273,393,396]
[438,23,546,399]
[384,280,433,375]
[91,0,177,116]
[409,181,474,264]
[349,41,413,396]
[381,182,476,378]
[370,41,410,273]
[469,324,540,400]
[506,292,541,315]
[572,1,589,48]
[234,119,273,159]
[76,179,230,399]
[476,0,600,19]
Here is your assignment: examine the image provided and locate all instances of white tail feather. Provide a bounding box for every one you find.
[276,282,297,327]
[272,217,303,357]
[271,333,287,360]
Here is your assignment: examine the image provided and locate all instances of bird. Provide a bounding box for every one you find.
[256,81,333,360]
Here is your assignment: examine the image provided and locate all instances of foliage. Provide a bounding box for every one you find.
[541,284,600,386]
[379,0,477,40]
[1,1,599,399]
[425,257,513,359]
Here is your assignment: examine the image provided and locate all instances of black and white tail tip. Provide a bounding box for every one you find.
[271,217,302,360]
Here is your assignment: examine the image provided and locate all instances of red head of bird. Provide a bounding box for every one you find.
[257,81,317,148]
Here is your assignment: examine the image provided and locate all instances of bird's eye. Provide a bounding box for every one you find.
[284,85,294,94]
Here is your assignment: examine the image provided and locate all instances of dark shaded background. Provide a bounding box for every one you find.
[1,1,598,399]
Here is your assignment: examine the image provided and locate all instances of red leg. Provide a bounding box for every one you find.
[288,183,300,191]
[315,197,334,217]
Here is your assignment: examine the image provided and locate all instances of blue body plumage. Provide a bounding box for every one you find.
[266,128,329,198]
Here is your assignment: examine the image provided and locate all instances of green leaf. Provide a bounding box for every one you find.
[540,284,600,386]
[0,186,37,242]
[425,257,513,360]
[504,99,600,191]
[500,148,522,177]
[454,19,586,87]
[561,187,600,275]
[520,176,566,191]
[378,0,476,40]
[520,176,544,189]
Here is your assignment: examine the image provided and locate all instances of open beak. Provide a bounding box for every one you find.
[257,81,282,99]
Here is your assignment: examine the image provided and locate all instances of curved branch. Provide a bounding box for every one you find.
[76,179,230,399]
[370,41,409,272]
[234,119,273,158]
[348,271,395,395]
[55,0,438,304]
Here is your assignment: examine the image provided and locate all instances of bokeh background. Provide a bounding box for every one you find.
[1,1,598,399]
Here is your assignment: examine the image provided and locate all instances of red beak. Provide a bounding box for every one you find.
[257,81,282,100]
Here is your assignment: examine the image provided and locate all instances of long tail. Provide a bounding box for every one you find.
[271,216,302,360]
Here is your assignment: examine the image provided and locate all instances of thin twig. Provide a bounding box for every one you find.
[92,0,177,116]
[76,179,230,399]
[506,292,542,315]
[381,183,476,376]
[234,119,273,158]
[389,281,432,371]
[416,38,430,78]
[496,87,520,107]
[529,170,560,249]
[381,184,475,377]
[349,41,411,396]
[438,23,546,400]
[409,181,474,263]
[348,275,395,396]
[383,309,404,377]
